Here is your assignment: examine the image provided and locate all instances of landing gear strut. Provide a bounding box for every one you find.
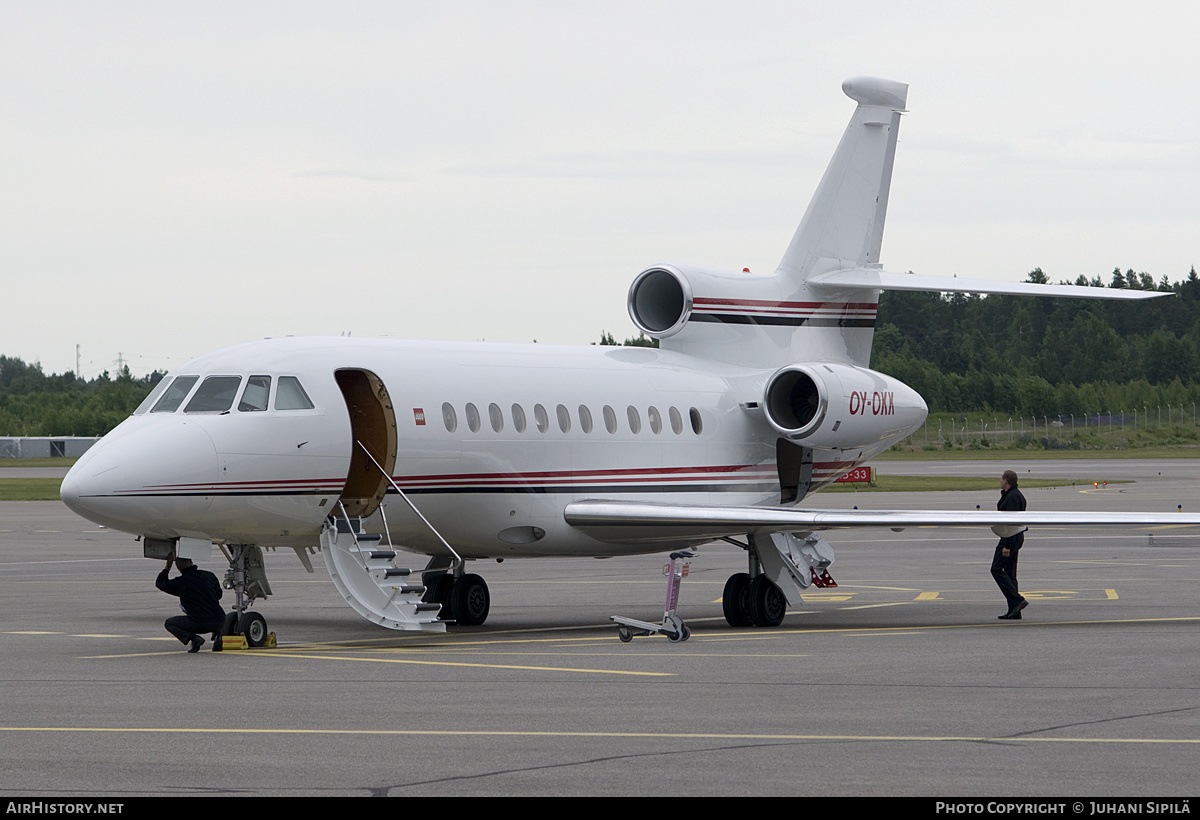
[219,544,274,646]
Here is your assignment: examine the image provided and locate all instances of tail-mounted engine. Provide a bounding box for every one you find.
[627,265,695,339]
[762,362,926,450]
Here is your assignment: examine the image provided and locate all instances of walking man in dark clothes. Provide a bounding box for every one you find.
[157,550,226,652]
[993,469,1029,620]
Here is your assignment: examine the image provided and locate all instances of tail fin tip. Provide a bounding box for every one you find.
[841,77,908,110]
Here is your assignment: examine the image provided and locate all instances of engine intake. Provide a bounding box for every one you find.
[627,266,692,338]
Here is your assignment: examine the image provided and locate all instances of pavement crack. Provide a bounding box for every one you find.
[1004,705,1198,739]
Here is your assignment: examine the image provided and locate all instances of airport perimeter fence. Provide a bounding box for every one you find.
[896,404,1200,451]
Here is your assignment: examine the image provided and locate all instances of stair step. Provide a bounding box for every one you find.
[368,550,397,561]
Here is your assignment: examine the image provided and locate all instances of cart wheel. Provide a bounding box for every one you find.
[680,623,691,642]
[618,627,633,643]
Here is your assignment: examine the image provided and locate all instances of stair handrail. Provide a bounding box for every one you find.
[355,440,463,569]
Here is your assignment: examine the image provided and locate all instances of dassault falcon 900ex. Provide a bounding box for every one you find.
[60,77,1198,643]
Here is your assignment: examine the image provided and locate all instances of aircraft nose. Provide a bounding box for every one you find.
[60,418,220,535]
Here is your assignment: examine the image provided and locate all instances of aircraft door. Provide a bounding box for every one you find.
[335,369,397,519]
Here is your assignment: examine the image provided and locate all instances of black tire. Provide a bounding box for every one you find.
[722,573,753,627]
[618,627,633,643]
[239,612,269,647]
[749,576,787,627]
[451,574,490,626]
[679,623,691,642]
[424,573,455,621]
[221,611,240,636]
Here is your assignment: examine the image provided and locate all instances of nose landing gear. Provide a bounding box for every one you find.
[219,544,275,648]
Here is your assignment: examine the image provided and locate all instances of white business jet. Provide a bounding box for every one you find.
[60,78,1197,643]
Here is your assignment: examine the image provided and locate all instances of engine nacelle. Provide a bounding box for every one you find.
[763,363,927,450]
[628,263,783,339]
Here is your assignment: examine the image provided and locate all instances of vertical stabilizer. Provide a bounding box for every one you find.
[775,77,907,286]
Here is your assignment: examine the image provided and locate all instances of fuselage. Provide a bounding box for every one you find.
[60,335,924,559]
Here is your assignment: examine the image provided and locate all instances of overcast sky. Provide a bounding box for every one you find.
[3,1,1197,378]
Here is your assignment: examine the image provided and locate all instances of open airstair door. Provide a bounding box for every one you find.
[335,369,397,519]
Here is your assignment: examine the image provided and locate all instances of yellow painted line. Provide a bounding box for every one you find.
[4,631,63,635]
[840,601,914,611]
[800,595,853,602]
[1106,589,1119,600]
[915,592,941,601]
[249,651,672,676]
[0,726,1197,745]
[70,634,126,638]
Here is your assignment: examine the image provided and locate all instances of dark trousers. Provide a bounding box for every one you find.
[165,615,224,645]
[990,532,1024,610]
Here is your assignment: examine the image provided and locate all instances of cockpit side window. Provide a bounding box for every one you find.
[237,375,272,412]
[275,376,315,410]
[150,376,200,413]
[184,376,243,413]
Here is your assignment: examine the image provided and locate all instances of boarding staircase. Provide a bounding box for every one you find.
[320,507,447,632]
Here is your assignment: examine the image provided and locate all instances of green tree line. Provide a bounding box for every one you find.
[0,356,162,437]
[871,266,1200,416]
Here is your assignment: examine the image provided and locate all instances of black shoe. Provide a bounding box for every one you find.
[1012,599,1028,615]
[998,612,1023,620]
[212,633,223,652]
[188,635,205,653]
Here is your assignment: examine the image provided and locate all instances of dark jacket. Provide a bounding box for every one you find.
[997,485,1028,547]
[156,565,225,622]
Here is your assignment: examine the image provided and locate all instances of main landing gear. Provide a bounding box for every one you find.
[422,562,491,626]
[219,544,275,647]
[722,572,787,628]
[721,533,838,628]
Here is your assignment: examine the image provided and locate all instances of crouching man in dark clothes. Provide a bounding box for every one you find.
[157,551,226,652]
[993,469,1029,620]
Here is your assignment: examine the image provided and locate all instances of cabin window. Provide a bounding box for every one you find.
[512,403,527,433]
[465,403,481,433]
[669,406,683,435]
[690,407,703,434]
[626,405,641,434]
[275,376,315,410]
[648,405,662,434]
[534,404,549,433]
[442,402,457,432]
[238,376,271,412]
[602,405,617,434]
[489,403,504,433]
[556,404,571,433]
[578,405,593,434]
[184,376,242,413]
[150,376,199,413]
[135,377,173,414]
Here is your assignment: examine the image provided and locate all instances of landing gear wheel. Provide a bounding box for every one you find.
[749,575,787,627]
[722,573,753,627]
[617,626,633,643]
[425,573,456,621]
[221,611,240,636]
[239,612,269,647]
[451,574,490,626]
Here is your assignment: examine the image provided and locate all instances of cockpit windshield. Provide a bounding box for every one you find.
[184,376,243,413]
[150,376,200,413]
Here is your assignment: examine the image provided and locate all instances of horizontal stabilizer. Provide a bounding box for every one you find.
[565,500,1200,543]
[809,269,1171,300]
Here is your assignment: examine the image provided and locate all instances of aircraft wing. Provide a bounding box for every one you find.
[563,500,1200,544]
